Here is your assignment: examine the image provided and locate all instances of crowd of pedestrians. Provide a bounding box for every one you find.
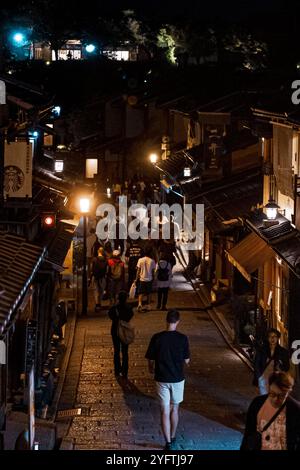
[81,184,300,452]
[110,176,161,205]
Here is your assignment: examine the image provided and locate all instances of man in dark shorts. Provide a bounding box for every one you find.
[145,310,190,450]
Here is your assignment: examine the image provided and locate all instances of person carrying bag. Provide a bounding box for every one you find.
[108,291,134,379]
[116,307,135,345]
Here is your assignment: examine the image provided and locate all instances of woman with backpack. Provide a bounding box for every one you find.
[92,247,108,312]
[107,250,125,305]
[156,255,172,310]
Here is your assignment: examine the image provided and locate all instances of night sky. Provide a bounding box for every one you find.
[0,0,293,23]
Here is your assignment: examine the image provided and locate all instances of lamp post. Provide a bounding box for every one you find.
[79,197,90,316]
[265,199,280,220]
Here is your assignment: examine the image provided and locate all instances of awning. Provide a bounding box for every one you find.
[226,232,274,282]
[45,222,76,271]
[0,232,45,336]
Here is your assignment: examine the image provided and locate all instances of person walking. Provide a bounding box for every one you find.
[136,246,156,311]
[92,247,108,312]
[158,239,177,270]
[86,227,100,281]
[145,310,190,450]
[156,256,172,310]
[254,328,290,394]
[241,371,300,450]
[107,250,125,305]
[108,291,134,379]
[125,240,143,291]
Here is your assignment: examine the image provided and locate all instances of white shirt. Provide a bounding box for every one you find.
[137,256,156,282]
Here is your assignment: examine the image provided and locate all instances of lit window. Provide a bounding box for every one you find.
[86,159,98,178]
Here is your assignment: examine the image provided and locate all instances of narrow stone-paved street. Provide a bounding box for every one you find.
[57,267,255,450]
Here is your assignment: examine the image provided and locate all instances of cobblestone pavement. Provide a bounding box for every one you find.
[58,268,256,450]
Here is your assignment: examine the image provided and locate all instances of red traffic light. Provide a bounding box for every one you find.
[41,213,56,229]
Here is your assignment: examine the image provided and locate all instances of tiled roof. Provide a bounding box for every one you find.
[0,232,45,336]
[46,223,76,270]
[155,146,202,179]
[190,172,262,223]
[246,213,300,277]
[247,213,295,241]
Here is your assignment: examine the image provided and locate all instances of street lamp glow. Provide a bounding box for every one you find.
[86,44,96,53]
[149,153,158,164]
[13,33,24,44]
[79,197,90,213]
[265,199,280,220]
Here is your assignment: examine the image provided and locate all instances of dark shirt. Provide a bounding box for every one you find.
[254,344,290,384]
[145,331,190,383]
[108,303,134,334]
[125,244,143,271]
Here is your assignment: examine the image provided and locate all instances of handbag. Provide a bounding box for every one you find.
[243,402,286,450]
[116,308,135,345]
[129,281,136,300]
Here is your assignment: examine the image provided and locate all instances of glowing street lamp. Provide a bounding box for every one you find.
[79,196,91,316]
[79,197,90,214]
[149,153,158,164]
[265,199,280,220]
[85,44,96,53]
[13,32,25,45]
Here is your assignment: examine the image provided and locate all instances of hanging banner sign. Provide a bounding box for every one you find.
[4,141,33,198]
[28,366,35,450]
[0,80,6,104]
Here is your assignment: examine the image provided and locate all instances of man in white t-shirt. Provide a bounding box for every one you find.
[136,246,156,311]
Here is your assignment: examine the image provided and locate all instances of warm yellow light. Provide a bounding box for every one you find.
[85,158,98,178]
[79,197,90,213]
[149,153,158,164]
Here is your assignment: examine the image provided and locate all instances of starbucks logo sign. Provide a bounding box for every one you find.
[4,165,25,193]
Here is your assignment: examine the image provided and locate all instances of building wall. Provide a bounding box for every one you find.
[231,143,260,173]
[171,112,189,146]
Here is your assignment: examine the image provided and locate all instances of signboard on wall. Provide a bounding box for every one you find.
[28,366,35,450]
[25,320,37,374]
[0,80,6,104]
[4,141,33,198]
[0,340,5,364]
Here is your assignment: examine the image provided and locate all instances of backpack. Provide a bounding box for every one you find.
[157,262,169,281]
[93,256,107,279]
[110,261,123,280]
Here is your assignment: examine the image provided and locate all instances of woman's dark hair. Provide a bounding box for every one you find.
[104,241,112,252]
[268,371,294,391]
[267,328,281,339]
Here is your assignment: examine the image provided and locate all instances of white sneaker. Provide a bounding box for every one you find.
[137,305,143,312]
